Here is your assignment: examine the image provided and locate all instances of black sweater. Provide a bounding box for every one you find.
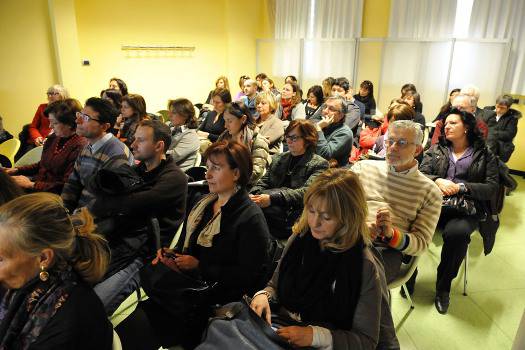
[178,189,271,305]
[198,111,225,142]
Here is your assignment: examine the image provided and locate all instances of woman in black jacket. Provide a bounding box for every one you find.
[0,193,112,350]
[485,94,521,163]
[419,108,499,314]
[116,140,271,350]
[250,119,329,239]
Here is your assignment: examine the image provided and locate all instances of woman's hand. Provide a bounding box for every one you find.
[250,293,272,324]
[250,194,271,208]
[174,254,199,270]
[34,137,44,146]
[5,167,18,175]
[277,326,313,347]
[12,175,34,189]
[435,178,460,196]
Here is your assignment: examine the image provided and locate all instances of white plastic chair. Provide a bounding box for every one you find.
[112,329,122,350]
[14,146,43,167]
[388,255,420,310]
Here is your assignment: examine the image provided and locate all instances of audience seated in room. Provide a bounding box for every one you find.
[418,109,499,314]
[250,119,328,239]
[250,168,400,349]
[218,101,271,186]
[115,140,271,350]
[255,91,284,155]
[351,120,442,285]
[8,99,87,194]
[0,193,113,350]
[89,119,188,314]
[166,98,201,171]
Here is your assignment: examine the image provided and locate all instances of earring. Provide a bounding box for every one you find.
[39,265,49,282]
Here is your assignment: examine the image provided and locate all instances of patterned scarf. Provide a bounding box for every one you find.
[183,193,222,250]
[0,265,77,350]
[280,98,293,120]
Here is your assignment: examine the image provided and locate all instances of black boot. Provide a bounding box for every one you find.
[435,291,450,314]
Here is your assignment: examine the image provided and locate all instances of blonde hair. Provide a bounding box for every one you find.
[47,84,70,100]
[292,168,371,251]
[255,91,278,113]
[0,193,109,284]
[215,76,230,91]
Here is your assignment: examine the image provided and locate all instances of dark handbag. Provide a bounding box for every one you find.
[140,259,216,319]
[442,194,477,216]
[198,297,311,350]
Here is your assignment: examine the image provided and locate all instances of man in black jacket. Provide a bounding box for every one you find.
[91,119,188,314]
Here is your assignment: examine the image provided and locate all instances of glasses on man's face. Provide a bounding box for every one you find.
[384,138,415,148]
[324,105,341,113]
[76,111,101,123]
[285,134,302,142]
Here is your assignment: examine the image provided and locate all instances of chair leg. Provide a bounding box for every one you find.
[402,284,415,309]
[463,249,468,296]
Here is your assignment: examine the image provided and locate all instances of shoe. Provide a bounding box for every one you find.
[434,292,450,314]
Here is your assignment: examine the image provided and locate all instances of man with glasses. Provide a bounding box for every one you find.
[62,97,133,211]
[314,95,353,167]
[351,120,442,286]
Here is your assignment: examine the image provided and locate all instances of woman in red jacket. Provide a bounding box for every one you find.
[28,85,69,146]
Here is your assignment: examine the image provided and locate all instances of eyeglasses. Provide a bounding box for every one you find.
[384,138,416,148]
[47,92,59,96]
[323,105,341,113]
[76,111,102,123]
[285,134,302,142]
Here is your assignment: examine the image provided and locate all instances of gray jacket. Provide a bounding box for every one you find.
[257,114,284,155]
[264,235,400,350]
[168,126,200,172]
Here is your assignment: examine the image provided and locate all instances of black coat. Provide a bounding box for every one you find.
[178,189,271,305]
[484,107,521,162]
[91,156,188,274]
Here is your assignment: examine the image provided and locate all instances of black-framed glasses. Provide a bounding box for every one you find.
[384,138,415,148]
[285,134,302,142]
[76,111,102,123]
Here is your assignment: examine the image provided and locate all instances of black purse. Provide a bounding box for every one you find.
[140,259,216,319]
[442,194,477,216]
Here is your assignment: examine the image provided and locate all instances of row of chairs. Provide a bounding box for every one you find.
[0,139,43,168]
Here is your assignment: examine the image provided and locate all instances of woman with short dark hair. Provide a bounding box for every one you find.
[419,108,499,314]
[250,119,329,239]
[250,168,399,349]
[198,88,231,143]
[8,99,87,194]
[116,140,271,350]
[166,98,201,171]
[305,85,324,118]
[109,77,128,96]
[354,80,376,115]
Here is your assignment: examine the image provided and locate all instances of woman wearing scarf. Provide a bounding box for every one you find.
[0,193,112,350]
[251,168,399,349]
[277,82,306,129]
[116,141,271,350]
[218,101,271,186]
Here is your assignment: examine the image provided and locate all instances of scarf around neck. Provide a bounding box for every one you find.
[0,265,78,350]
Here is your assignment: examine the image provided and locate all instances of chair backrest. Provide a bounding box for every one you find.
[0,138,21,167]
[388,255,421,290]
[112,329,122,350]
[14,146,43,167]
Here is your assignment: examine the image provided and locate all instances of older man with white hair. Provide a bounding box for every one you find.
[351,120,442,285]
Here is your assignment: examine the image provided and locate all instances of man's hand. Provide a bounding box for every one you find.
[174,254,199,271]
[376,207,393,239]
[317,115,334,130]
[277,326,313,347]
[250,194,271,208]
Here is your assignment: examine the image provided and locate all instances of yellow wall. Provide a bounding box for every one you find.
[0,0,58,135]
[0,0,268,135]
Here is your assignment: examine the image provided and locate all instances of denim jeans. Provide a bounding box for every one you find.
[94,257,144,315]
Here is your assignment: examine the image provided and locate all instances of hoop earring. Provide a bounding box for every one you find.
[39,265,49,282]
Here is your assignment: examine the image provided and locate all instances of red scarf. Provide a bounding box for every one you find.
[281,98,293,120]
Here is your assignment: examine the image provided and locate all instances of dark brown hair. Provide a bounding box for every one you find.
[386,103,415,122]
[138,119,172,153]
[286,119,318,150]
[122,94,147,120]
[204,140,253,188]
[168,98,198,129]
[45,98,82,130]
[211,88,232,104]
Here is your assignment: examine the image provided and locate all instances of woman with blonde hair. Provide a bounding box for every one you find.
[251,168,399,349]
[0,193,112,349]
[205,76,230,104]
[255,91,284,154]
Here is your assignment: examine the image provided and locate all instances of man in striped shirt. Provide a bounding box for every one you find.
[351,120,442,287]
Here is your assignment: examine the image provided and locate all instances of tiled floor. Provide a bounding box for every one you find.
[391,175,525,350]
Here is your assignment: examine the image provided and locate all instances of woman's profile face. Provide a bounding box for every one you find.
[120,101,134,118]
[223,111,244,136]
[216,79,225,89]
[0,231,41,289]
[306,198,339,240]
